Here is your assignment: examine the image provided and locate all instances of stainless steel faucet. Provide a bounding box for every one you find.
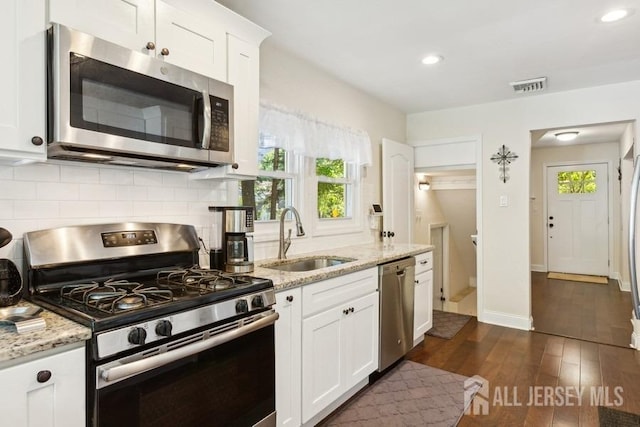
[278,206,305,259]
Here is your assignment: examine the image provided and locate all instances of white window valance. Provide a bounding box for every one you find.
[259,101,373,166]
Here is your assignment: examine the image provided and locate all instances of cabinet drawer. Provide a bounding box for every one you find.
[415,251,433,274]
[302,268,377,318]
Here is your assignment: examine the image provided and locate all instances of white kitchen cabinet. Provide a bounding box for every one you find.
[48,0,155,55]
[300,268,379,424]
[0,346,86,427]
[0,0,47,164]
[193,34,262,179]
[275,288,302,427]
[49,0,228,81]
[413,251,433,345]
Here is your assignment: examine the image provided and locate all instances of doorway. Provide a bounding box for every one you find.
[530,121,633,347]
[430,224,447,311]
[546,162,609,276]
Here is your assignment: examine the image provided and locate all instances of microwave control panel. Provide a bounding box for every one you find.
[209,96,230,151]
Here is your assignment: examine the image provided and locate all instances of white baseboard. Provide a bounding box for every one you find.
[479,310,532,331]
[530,264,546,273]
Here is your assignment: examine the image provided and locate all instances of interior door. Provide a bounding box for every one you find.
[546,163,609,276]
[382,138,414,243]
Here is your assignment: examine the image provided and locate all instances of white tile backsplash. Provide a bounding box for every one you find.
[36,182,79,200]
[60,165,100,183]
[0,162,230,269]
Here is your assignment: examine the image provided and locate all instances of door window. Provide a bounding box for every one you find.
[557,170,597,194]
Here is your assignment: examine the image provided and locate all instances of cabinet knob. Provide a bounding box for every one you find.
[231,163,239,170]
[349,307,354,313]
[31,136,44,146]
[160,47,170,56]
[286,295,293,302]
[414,280,419,284]
[343,309,349,315]
[37,370,52,383]
[145,41,156,50]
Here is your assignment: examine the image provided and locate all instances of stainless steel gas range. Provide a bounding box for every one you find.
[23,222,277,427]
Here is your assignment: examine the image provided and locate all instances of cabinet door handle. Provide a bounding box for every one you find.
[286,295,293,302]
[37,370,52,383]
[419,260,428,265]
[145,41,156,50]
[414,280,419,284]
[343,309,349,315]
[31,136,44,146]
[349,307,354,313]
[160,47,170,56]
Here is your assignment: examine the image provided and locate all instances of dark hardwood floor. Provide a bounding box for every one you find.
[531,272,633,348]
[407,319,640,426]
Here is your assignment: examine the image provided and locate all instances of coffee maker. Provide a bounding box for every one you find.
[208,206,255,273]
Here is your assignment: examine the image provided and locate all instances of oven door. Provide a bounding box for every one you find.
[92,311,278,427]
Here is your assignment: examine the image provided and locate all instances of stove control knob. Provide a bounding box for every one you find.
[155,320,173,337]
[235,299,249,314]
[252,295,264,309]
[128,327,147,345]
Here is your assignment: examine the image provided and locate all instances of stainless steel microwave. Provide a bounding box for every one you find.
[47,24,234,171]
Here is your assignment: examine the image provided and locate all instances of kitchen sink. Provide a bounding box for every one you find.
[261,256,355,272]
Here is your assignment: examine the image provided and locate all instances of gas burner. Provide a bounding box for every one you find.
[157,267,250,293]
[61,280,173,314]
[114,295,145,311]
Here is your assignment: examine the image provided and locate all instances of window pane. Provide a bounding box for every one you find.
[557,170,597,194]
[258,146,286,172]
[241,177,292,220]
[318,182,349,218]
[316,158,345,178]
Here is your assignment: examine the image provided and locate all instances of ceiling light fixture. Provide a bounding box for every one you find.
[421,54,443,65]
[600,9,629,22]
[555,131,579,142]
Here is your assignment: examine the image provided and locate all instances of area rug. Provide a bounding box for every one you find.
[426,310,473,339]
[598,406,640,426]
[547,272,608,285]
[324,360,482,426]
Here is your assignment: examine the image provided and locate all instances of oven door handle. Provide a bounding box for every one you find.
[99,311,279,384]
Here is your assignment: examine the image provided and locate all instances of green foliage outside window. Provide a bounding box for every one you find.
[241,147,288,220]
[557,170,597,194]
[317,158,348,218]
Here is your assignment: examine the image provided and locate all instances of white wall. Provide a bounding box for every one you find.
[252,41,407,259]
[530,142,621,277]
[620,123,636,290]
[407,79,640,330]
[0,161,230,275]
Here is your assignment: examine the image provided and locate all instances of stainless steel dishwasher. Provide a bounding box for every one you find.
[378,256,416,371]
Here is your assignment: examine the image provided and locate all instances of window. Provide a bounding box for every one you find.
[240,142,297,221]
[557,170,597,194]
[315,158,354,219]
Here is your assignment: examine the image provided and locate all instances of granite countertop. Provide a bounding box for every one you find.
[254,242,433,291]
[0,300,91,364]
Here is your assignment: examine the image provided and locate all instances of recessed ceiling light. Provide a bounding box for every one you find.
[421,54,443,65]
[600,9,629,22]
[555,131,579,142]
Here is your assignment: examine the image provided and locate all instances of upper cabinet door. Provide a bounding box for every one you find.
[49,0,155,54]
[155,1,227,81]
[0,0,46,163]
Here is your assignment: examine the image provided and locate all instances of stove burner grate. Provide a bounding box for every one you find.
[157,268,251,293]
[61,280,173,314]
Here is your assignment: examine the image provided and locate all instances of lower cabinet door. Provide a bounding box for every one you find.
[343,292,379,389]
[275,289,302,427]
[414,269,434,341]
[0,346,85,427]
[301,306,344,423]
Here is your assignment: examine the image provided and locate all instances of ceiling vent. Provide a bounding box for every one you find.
[510,77,547,93]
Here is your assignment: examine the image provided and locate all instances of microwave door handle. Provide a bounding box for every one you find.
[201,91,212,149]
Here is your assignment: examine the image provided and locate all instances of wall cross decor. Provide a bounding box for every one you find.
[490,144,518,183]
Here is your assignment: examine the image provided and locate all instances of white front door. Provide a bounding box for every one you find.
[382,138,414,243]
[546,163,609,276]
